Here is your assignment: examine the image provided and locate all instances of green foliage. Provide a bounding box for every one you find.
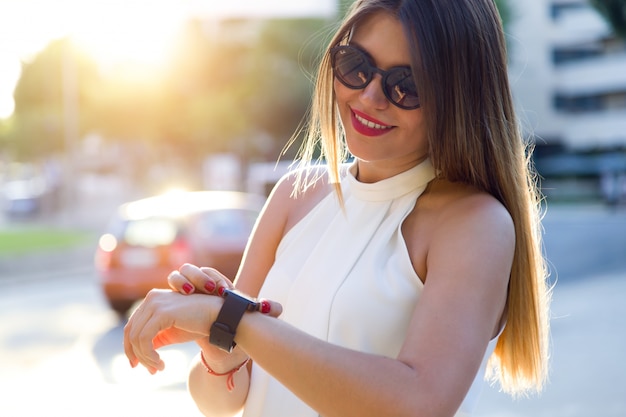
[590,0,626,39]
[494,0,512,28]
[338,0,355,17]
[7,39,100,160]
[3,18,331,164]
[0,228,92,255]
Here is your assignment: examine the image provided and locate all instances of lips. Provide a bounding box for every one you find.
[351,109,394,137]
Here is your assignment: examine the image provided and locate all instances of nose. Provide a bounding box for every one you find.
[359,73,389,109]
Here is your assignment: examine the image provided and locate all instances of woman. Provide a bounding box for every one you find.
[124,1,551,416]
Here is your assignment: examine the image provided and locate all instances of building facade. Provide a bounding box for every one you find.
[508,0,626,151]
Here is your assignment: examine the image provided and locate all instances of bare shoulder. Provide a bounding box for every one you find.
[267,163,336,234]
[404,179,515,280]
[434,181,513,233]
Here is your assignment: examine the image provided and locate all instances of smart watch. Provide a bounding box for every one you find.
[209,289,259,353]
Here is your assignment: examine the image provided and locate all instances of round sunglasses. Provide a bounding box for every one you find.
[330,45,420,110]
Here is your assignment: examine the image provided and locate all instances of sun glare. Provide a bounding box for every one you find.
[1,0,336,119]
[0,57,19,119]
[0,0,186,118]
[69,1,186,72]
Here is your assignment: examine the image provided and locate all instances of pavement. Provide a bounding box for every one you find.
[476,267,626,417]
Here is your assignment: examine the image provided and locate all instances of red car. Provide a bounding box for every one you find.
[94,190,265,317]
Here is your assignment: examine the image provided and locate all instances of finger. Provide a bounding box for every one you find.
[124,291,167,372]
[199,266,235,295]
[124,301,153,370]
[168,270,195,294]
[127,315,165,372]
[123,294,153,368]
[135,314,166,371]
[257,298,283,318]
[178,263,221,294]
[123,319,139,368]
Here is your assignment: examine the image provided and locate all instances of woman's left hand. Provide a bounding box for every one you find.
[123,289,221,374]
[168,263,235,296]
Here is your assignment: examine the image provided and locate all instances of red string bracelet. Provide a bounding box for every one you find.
[200,351,250,392]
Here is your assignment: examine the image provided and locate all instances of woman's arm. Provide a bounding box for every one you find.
[227,192,514,417]
[126,184,513,417]
[182,175,295,416]
[184,170,332,416]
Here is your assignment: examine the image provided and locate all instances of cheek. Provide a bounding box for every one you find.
[407,115,429,151]
[333,79,352,122]
[333,79,342,103]
[333,78,354,107]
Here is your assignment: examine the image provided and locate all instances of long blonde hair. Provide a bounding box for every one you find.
[293,0,551,396]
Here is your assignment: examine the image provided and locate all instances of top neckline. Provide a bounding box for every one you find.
[345,159,436,202]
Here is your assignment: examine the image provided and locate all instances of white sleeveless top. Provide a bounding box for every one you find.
[243,159,498,417]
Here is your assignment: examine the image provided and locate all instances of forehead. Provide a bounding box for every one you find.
[349,12,411,67]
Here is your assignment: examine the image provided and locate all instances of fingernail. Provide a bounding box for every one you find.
[261,300,271,314]
[182,283,193,294]
[218,286,226,296]
[204,281,216,293]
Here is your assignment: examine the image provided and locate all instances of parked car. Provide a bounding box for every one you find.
[1,162,54,217]
[1,178,47,216]
[94,190,266,316]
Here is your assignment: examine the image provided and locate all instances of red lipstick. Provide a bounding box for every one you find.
[351,109,394,137]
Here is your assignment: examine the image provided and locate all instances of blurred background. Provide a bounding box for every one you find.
[0,0,624,416]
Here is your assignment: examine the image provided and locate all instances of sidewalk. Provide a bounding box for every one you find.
[477,269,626,417]
[0,244,97,284]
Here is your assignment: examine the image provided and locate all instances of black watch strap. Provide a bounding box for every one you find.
[210,289,258,353]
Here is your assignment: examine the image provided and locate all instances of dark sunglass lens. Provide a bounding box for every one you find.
[386,68,420,109]
[333,47,371,88]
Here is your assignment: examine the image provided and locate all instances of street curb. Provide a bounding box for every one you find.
[0,265,95,286]
[0,245,96,283]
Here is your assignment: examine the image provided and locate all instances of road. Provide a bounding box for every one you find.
[0,202,625,416]
[0,174,205,417]
[0,269,204,417]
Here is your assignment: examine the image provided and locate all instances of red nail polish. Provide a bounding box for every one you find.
[182,283,193,294]
[261,300,271,314]
[205,281,216,292]
[218,286,226,296]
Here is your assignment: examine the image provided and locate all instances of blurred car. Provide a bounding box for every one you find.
[1,162,51,217]
[1,178,47,216]
[94,190,266,316]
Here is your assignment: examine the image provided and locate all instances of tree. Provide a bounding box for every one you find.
[152,18,328,163]
[590,0,626,40]
[8,38,99,160]
[494,0,512,28]
[4,18,328,165]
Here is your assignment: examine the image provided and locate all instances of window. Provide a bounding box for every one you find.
[553,46,602,65]
[554,91,626,112]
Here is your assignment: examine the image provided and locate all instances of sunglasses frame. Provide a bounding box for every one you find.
[330,45,420,110]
